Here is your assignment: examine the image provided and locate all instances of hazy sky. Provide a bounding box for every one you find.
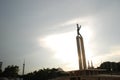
[0,0,120,74]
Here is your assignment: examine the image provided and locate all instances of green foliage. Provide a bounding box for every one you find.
[3,65,19,78]
[23,68,68,80]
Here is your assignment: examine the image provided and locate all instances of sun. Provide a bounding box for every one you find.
[38,26,94,71]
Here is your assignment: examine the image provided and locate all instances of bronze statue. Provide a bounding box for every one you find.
[77,24,81,36]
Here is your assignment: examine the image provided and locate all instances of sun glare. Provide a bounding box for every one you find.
[38,25,94,70]
[42,31,78,62]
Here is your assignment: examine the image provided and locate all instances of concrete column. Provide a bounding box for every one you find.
[76,36,82,70]
[76,35,86,70]
[80,36,86,69]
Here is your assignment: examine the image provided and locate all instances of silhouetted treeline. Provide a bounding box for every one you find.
[0,65,68,80]
[1,61,120,79]
[0,65,19,78]
[97,61,120,74]
[23,68,68,80]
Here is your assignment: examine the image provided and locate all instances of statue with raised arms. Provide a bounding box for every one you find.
[77,24,81,36]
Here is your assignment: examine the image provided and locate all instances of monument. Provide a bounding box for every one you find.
[76,24,86,70]
[49,24,120,80]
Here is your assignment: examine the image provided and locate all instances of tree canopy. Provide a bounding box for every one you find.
[2,65,19,78]
[23,68,68,80]
[97,61,120,73]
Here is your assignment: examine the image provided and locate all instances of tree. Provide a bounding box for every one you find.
[23,68,68,80]
[99,62,111,72]
[0,69,2,77]
[98,61,120,73]
[3,65,19,78]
